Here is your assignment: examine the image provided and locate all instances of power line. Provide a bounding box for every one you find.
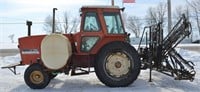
[0,23,26,24]
[0,22,71,24]
[0,17,26,21]
[0,16,198,25]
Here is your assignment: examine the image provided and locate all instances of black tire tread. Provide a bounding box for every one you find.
[95,41,141,87]
[24,64,50,89]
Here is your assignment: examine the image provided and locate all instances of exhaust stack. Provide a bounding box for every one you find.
[52,8,57,33]
[26,21,32,36]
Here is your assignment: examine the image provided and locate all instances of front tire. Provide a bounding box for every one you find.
[24,64,50,89]
[95,42,141,87]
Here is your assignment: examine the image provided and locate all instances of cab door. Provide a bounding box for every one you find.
[76,12,103,55]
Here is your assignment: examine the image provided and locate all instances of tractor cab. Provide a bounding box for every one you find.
[73,6,128,55]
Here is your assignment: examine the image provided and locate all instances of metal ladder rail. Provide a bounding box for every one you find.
[163,24,190,55]
[162,14,195,80]
[162,15,191,55]
[163,14,188,43]
[169,49,194,70]
[168,48,195,80]
[159,14,194,80]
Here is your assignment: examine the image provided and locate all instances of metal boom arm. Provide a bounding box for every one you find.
[139,14,195,81]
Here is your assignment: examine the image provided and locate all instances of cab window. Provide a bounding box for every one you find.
[103,13,124,34]
[81,36,99,52]
[83,12,100,31]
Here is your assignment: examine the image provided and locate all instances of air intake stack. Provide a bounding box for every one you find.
[26,21,32,36]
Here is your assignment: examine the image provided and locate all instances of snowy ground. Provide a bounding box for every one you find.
[0,49,200,92]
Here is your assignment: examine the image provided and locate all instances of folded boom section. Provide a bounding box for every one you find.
[139,14,195,81]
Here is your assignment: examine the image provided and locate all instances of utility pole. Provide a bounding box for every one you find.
[111,0,114,6]
[167,0,172,32]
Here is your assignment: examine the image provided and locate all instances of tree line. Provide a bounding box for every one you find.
[43,0,200,39]
[126,0,200,38]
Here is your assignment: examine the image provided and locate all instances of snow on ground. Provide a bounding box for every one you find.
[0,49,200,92]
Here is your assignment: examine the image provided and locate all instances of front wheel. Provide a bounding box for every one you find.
[95,42,141,87]
[24,64,50,89]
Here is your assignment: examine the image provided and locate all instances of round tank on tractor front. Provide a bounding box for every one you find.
[41,33,72,70]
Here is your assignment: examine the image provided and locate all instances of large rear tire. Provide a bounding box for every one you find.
[95,41,141,87]
[24,64,50,89]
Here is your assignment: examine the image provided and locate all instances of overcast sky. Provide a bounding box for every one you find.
[0,0,187,43]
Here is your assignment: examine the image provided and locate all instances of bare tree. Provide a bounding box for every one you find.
[69,17,80,33]
[43,15,62,33]
[43,12,79,34]
[173,5,190,24]
[43,15,53,33]
[186,0,200,12]
[8,34,14,43]
[126,16,142,38]
[186,0,200,35]
[63,12,69,33]
[145,2,167,26]
[121,12,127,26]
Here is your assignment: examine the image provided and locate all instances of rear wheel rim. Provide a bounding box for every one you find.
[30,71,44,84]
[105,51,131,78]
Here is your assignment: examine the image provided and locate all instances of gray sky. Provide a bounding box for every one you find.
[0,0,187,43]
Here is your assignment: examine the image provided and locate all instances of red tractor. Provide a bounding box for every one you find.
[3,6,141,89]
[2,5,195,89]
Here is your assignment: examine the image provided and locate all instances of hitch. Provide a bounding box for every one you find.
[1,62,23,75]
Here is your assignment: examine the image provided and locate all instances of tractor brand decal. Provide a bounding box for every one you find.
[22,49,39,54]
